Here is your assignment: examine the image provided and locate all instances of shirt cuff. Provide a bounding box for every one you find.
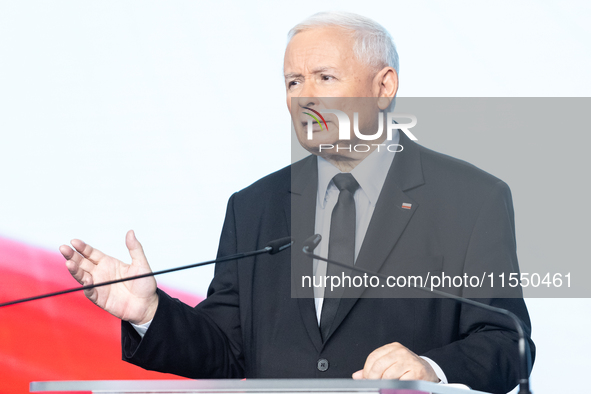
[420,356,448,384]
[130,319,152,338]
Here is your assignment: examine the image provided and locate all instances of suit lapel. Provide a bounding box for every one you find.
[324,134,426,342]
[287,155,323,351]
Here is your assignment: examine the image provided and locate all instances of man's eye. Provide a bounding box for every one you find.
[288,81,299,88]
[322,75,334,81]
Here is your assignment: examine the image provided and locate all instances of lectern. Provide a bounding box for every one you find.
[30,379,489,394]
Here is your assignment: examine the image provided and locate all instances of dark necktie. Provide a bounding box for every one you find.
[320,173,360,342]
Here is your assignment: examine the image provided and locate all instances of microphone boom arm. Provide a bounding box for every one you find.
[302,235,531,394]
[0,237,293,308]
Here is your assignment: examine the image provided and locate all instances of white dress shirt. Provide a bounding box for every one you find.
[312,140,396,321]
[311,132,446,383]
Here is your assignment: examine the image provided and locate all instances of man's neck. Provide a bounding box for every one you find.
[325,158,359,172]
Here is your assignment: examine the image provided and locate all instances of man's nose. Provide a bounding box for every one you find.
[295,80,321,108]
[298,98,320,110]
[296,94,320,111]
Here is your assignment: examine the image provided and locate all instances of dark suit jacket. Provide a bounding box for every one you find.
[122,133,535,393]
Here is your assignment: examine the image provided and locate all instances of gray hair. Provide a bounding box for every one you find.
[287,11,399,75]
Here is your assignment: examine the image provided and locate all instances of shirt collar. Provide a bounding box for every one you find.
[316,131,399,208]
[317,157,342,208]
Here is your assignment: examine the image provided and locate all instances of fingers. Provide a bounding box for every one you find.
[64,259,85,284]
[358,342,435,381]
[70,238,106,264]
[64,259,93,285]
[125,230,150,269]
[60,244,89,268]
[389,356,434,381]
[60,244,96,285]
[59,244,76,260]
[82,278,99,304]
[364,343,406,379]
[361,342,400,379]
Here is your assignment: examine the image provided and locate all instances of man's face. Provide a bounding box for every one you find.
[284,26,394,162]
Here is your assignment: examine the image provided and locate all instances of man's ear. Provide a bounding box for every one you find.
[374,67,398,110]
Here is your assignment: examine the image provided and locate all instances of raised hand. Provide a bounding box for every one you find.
[60,230,159,325]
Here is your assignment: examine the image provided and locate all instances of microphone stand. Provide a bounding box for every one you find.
[303,234,532,394]
[0,237,293,308]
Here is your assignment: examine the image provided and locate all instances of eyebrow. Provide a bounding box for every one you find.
[284,67,338,80]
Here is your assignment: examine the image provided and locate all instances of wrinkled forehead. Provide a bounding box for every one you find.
[284,26,357,72]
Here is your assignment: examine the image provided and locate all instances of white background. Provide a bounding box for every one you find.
[0,1,589,393]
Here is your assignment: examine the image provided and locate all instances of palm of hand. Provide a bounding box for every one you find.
[60,230,158,325]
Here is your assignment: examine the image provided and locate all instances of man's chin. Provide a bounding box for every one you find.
[301,143,367,162]
[317,152,360,162]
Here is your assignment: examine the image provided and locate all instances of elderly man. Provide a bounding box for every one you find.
[61,11,534,393]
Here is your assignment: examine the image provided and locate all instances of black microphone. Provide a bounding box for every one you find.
[0,237,293,308]
[268,237,295,255]
[303,233,322,253]
[302,234,532,394]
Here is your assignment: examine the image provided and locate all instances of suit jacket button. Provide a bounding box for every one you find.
[317,358,329,372]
